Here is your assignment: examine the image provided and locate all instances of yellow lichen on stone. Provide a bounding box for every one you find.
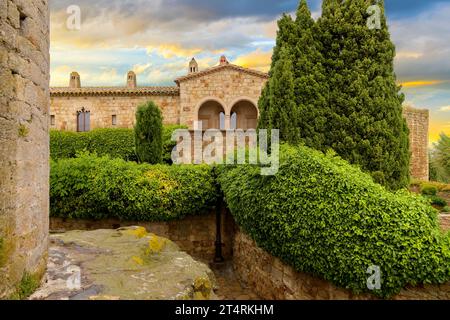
[193,276,212,300]
[123,227,148,239]
[146,235,167,255]
[131,256,144,265]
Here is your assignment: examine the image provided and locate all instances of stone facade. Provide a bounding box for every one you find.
[233,229,450,300]
[440,214,450,232]
[404,106,430,181]
[0,0,50,298]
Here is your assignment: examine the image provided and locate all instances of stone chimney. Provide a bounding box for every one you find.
[189,58,198,74]
[69,72,81,88]
[127,71,137,88]
[219,55,229,66]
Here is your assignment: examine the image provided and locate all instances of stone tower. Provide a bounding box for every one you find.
[127,71,137,88]
[189,58,198,73]
[70,71,81,88]
[0,0,50,298]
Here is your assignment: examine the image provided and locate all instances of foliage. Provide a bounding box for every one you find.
[9,273,40,300]
[259,0,411,190]
[50,154,217,221]
[134,101,164,164]
[426,196,448,208]
[218,144,450,298]
[443,206,450,213]
[411,180,450,192]
[430,133,450,183]
[51,125,185,163]
[50,129,137,161]
[421,184,439,196]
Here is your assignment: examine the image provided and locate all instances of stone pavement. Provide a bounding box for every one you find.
[210,261,261,300]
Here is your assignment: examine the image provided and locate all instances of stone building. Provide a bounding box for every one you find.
[49,56,430,181]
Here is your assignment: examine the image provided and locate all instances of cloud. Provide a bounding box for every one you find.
[401,80,446,88]
[132,63,152,75]
[233,49,272,72]
[439,106,450,112]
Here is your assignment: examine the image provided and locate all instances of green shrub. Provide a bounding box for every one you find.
[50,125,185,163]
[163,125,188,164]
[134,101,163,164]
[421,184,439,196]
[50,129,137,161]
[427,196,448,208]
[443,206,450,213]
[218,144,450,298]
[50,154,217,221]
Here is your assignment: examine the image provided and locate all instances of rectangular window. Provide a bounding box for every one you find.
[112,115,117,126]
[50,115,55,126]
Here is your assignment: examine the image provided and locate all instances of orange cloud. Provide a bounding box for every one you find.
[233,49,272,72]
[401,80,445,88]
[147,44,203,59]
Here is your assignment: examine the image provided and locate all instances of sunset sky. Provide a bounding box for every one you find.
[49,0,450,142]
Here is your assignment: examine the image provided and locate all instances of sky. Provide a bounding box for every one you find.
[49,0,450,142]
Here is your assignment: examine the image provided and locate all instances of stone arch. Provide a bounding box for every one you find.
[194,97,227,130]
[229,98,259,130]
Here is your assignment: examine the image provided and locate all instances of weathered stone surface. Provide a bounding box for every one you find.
[0,0,49,299]
[30,227,217,300]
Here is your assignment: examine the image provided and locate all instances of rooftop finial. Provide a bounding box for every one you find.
[220,55,229,66]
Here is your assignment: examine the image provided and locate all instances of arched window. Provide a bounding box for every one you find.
[77,107,90,132]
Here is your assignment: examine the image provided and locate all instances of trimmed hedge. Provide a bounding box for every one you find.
[218,145,450,298]
[50,125,187,163]
[50,154,217,221]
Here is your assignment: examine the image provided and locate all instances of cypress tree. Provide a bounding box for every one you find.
[134,101,163,164]
[294,0,329,149]
[262,46,299,143]
[318,0,410,189]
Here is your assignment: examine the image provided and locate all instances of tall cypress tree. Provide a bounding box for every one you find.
[318,0,410,189]
[134,101,163,164]
[294,0,329,149]
[262,46,299,143]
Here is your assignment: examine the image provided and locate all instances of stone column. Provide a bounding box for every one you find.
[224,114,231,130]
[0,0,50,298]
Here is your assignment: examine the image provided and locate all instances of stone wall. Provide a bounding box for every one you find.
[233,229,450,300]
[0,0,50,298]
[49,210,236,262]
[440,214,450,232]
[404,106,429,181]
[50,92,180,131]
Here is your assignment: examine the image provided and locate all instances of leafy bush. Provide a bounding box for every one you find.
[427,196,448,208]
[421,184,439,196]
[218,144,450,298]
[51,126,186,163]
[50,154,217,221]
[50,129,137,161]
[443,206,450,213]
[134,101,163,164]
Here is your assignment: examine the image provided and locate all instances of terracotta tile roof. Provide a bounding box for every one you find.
[50,86,180,97]
[175,63,269,84]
